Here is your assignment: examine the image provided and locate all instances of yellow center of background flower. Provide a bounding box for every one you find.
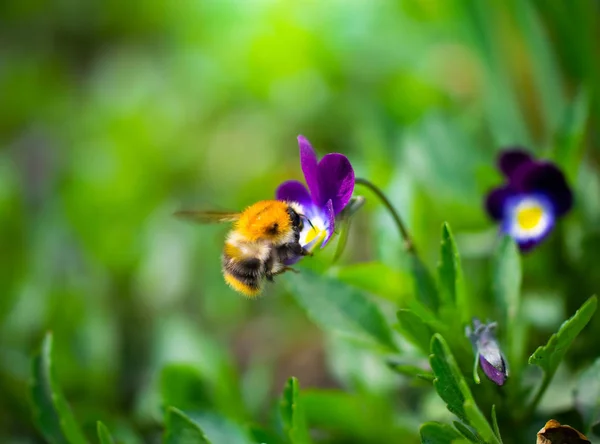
[516,205,544,230]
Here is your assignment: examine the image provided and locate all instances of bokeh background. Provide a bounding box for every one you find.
[1,0,599,442]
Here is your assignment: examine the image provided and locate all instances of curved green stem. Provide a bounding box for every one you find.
[524,373,551,420]
[355,177,416,254]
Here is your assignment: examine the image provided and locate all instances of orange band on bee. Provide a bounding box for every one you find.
[224,272,262,298]
[236,200,292,242]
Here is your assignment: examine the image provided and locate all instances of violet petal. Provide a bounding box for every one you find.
[320,199,336,247]
[479,355,507,386]
[513,162,573,217]
[317,153,355,215]
[498,148,533,177]
[485,186,515,221]
[276,180,314,209]
[298,135,322,206]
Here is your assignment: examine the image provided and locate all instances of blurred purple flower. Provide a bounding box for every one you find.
[466,318,508,386]
[485,148,573,252]
[276,135,355,249]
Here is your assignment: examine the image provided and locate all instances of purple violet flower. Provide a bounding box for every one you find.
[466,319,508,386]
[276,135,355,249]
[485,148,573,252]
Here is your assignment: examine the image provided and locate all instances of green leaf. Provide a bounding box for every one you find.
[396,309,434,354]
[279,377,311,444]
[248,426,286,444]
[452,421,480,443]
[329,262,411,303]
[410,254,440,312]
[508,0,566,135]
[429,334,499,444]
[553,88,590,184]
[492,236,521,327]
[160,363,211,412]
[491,405,503,443]
[574,357,600,433]
[303,389,418,442]
[29,332,88,444]
[529,296,597,380]
[187,413,250,444]
[284,269,398,352]
[97,422,115,444]
[437,223,469,322]
[164,407,212,444]
[387,358,434,381]
[419,422,463,444]
[492,236,522,371]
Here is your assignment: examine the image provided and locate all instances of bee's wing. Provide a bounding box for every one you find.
[174,210,241,224]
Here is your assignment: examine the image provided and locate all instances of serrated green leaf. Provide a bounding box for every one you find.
[529,296,597,379]
[492,236,522,371]
[574,357,600,433]
[429,335,468,421]
[463,401,494,443]
[160,363,211,412]
[164,407,212,444]
[452,421,480,443]
[491,405,503,443]
[29,332,88,444]
[430,334,500,444]
[284,269,398,352]
[279,377,311,444]
[419,422,463,444]
[410,254,440,312]
[437,223,469,323]
[396,309,434,353]
[97,422,115,444]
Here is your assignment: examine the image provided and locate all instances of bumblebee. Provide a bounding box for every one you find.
[175,200,312,297]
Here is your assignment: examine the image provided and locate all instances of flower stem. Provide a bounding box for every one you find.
[355,177,416,254]
[524,373,551,419]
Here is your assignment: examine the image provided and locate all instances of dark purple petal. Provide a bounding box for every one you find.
[485,186,515,221]
[513,162,573,217]
[320,199,336,247]
[298,135,322,206]
[276,180,314,208]
[498,148,534,177]
[479,355,507,386]
[317,153,355,215]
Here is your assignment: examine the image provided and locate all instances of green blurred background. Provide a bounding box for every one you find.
[1,0,599,442]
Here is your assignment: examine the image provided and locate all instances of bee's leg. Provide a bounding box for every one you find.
[266,266,299,281]
[289,242,312,257]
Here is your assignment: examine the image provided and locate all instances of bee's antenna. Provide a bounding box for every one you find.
[300,214,315,230]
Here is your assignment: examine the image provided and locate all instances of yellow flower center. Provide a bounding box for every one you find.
[516,204,544,230]
[304,225,326,248]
